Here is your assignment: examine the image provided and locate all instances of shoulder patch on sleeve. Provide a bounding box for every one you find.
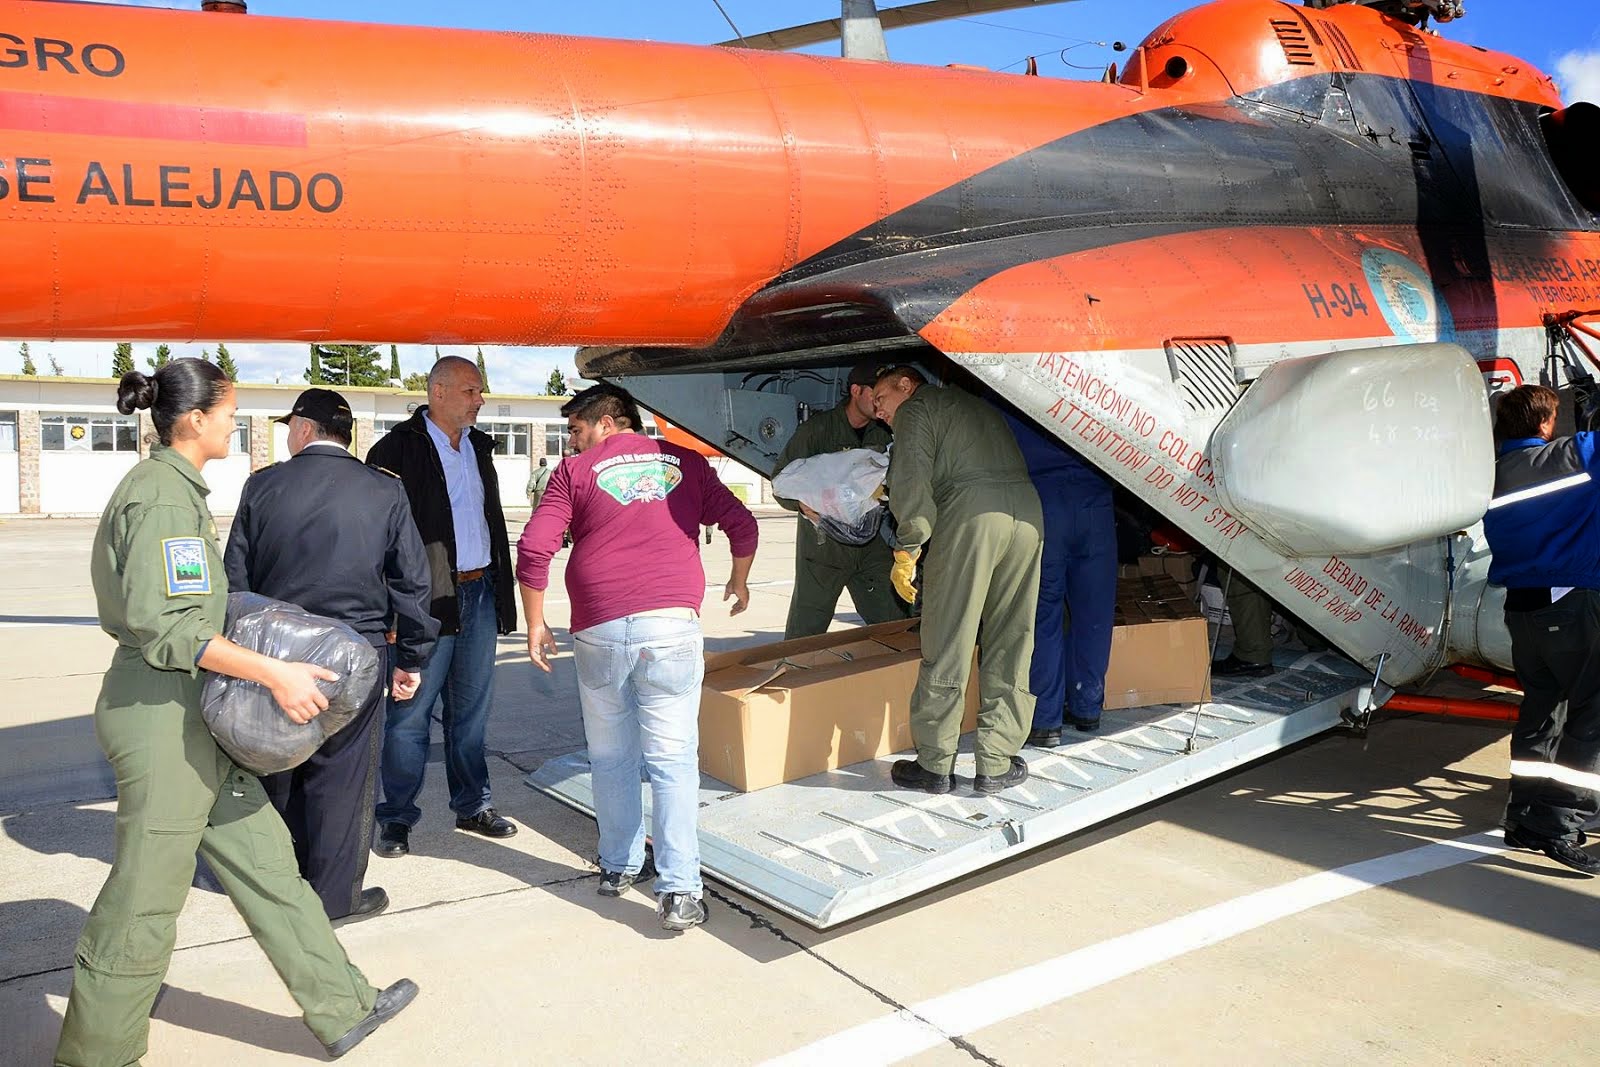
[374,466,401,479]
[162,537,212,597]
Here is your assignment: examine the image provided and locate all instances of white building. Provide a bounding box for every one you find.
[0,376,766,517]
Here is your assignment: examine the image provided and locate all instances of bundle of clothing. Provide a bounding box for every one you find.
[202,593,380,774]
[773,447,889,545]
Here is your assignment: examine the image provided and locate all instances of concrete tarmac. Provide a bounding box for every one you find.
[1,511,1596,1066]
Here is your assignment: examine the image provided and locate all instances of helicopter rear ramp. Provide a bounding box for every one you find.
[526,653,1367,928]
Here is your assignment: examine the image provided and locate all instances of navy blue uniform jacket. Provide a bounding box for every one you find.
[224,445,439,671]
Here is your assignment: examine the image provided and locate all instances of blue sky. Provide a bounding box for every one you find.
[20,1,1600,390]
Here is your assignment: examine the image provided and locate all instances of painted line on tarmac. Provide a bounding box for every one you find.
[764,829,1509,1067]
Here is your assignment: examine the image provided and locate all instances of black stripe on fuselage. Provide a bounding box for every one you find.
[752,72,1592,333]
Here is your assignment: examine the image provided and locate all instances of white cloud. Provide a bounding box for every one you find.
[2,340,580,397]
[1555,50,1600,104]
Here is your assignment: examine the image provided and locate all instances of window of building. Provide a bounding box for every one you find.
[481,420,530,457]
[41,414,138,453]
[545,421,573,459]
[231,418,251,455]
[373,418,404,443]
[0,412,16,453]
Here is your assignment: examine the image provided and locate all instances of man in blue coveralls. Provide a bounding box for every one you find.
[1001,409,1117,743]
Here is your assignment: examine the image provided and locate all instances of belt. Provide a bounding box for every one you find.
[1503,587,1588,611]
[456,568,488,584]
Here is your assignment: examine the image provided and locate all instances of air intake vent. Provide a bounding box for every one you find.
[1322,23,1364,71]
[1270,19,1317,66]
[1165,338,1241,415]
[1409,137,1433,163]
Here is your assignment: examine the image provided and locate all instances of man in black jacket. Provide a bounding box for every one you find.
[365,356,519,857]
[225,388,439,922]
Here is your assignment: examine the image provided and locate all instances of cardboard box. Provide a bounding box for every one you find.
[1105,574,1212,711]
[699,619,977,792]
[1118,551,1198,600]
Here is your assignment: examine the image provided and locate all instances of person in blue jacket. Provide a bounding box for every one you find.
[1001,409,1117,743]
[1482,384,1600,876]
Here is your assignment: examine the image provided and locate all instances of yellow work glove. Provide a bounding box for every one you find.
[891,547,921,603]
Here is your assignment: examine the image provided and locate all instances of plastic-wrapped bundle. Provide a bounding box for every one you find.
[202,592,380,775]
[817,507,886,547]
[773,448,889,527]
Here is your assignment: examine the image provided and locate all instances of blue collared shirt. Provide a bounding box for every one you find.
[424,413,492,571]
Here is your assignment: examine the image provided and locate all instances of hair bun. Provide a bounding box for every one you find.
[115,371,158,415]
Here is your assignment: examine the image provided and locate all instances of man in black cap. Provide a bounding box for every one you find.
[771,360,909,638]
[225,388,438,923]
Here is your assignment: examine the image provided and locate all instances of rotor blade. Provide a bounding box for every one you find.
[717,0,1083,53]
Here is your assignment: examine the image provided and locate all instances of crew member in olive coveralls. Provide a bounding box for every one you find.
[772,359,909,638]
[871,368,1043,795]
[56,360,414,1067]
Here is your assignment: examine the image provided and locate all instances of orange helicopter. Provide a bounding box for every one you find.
[2,0,1597,693]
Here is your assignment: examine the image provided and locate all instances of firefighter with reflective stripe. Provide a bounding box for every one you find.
[1481,384,1600,876]
[871,367,1043,795]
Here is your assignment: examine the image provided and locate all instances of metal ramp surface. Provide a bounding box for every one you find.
[526,654,1365,928]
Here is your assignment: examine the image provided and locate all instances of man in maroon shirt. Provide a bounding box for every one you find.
[517,383,757,931]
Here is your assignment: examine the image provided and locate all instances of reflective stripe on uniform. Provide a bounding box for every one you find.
[1508,758,1600,792]
[1486,471,1592,510]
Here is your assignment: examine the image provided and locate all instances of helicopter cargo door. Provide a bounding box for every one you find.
[527,655,1365,928]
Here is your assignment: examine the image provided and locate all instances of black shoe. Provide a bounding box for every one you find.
[333,887,390,927]
[658,892,708,931]
[322,978,419,1059]
[455,808,517,838]
[1212,654,1275,678]
[373,823,409,858]
[1067,714,1101,733]
[1026,728,1062,749]
[890,759,952,795]
[597,856,657,897]
[974,756,1029,794]
[1504,825,1599,875]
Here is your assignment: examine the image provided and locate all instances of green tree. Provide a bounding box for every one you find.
[49,355,65,376]
[402,371,429,392]
[389,344,402,384]
[476,347,490,393]
[199,347,211,362]
[146,343,171,371]
[111,342,136,378]
[546,368,568,396]
[306,344,387,387]
[215,342,239,382]
[20,342,37,376]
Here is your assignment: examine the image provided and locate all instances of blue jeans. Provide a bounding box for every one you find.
[377,575,497,827]
[574,614,704,896]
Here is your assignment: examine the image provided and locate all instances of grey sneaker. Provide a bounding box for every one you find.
[657,892,708,931]
[597,856,657,897]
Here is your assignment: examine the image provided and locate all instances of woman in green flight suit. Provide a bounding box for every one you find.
[55,359,416,1067]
